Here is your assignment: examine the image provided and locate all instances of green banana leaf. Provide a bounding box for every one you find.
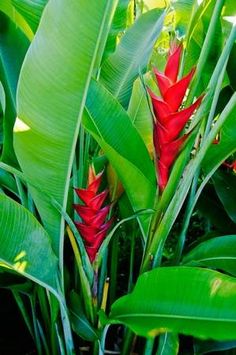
[100,8,165,108]
[183,235,236,276]
[84,79,156,235]
[12,0,48,33]
[108,266,236,340]
[128,77,153,153]
[103,0,130,61]
[0,12,29,166]
[14,0,117,257]
[0,193,58,294]
[0,0,33,40]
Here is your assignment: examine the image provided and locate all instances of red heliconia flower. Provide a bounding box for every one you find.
[148,42,204,191]
[223,160,236,173]
[74,167,113,262]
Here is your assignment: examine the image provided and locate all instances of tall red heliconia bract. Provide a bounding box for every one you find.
[74,167,113,263]
[148,42,204,191]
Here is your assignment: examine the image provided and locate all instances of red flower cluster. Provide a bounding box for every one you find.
[148,43,203,191]
[74,168,112,262]
[223,160,236,173]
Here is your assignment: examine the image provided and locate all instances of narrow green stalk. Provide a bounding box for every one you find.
[14,175,27,207]
[55,322,66,355]
[78,125,85,187]
[98,249,108,305]
[59,301,75,355]
[12,291,34,338]
[37,320,51,355]
[128,231,136,292]
[172,169,200,264]
[30,296,43,355]
[83,132,91,182]
[27,190,36,215]
[67,226,94,323]
[108,234,119,306]
[187,0,225,104]
[37,286,51,337]
[144,338,155,355]
[99,325,110,355]
[121,329,136,355]
[173,61,227,264]
[203,62,228,140]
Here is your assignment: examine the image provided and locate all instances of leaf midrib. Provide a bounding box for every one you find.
[114,313,236,323]
[111,12,164,99]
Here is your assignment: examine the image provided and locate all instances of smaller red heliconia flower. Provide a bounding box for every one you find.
[148,42,204,191]
[74,167,113,263]
[223,160,236,173]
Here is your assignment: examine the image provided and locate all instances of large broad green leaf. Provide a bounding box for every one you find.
[0,193,58,294]
[100,8,165,108]
[183,235,236,277]
[108,267,236,340]
[212,170,236,224]
[84,79,156,234]
[14,0,118,256]
[0,12,29,166]
[12,0,47,33]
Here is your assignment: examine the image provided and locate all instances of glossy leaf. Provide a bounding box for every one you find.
[202,101,236,175]
[0,193,58,294]
[0,13,29,165]
[12,0,47,33]
[128,77,153,154]
[212,170,236,224]
[0,0,34,40]
[183,235,236,276]
[14,0,117,255]
[197,185,236,235]
[69,291,99,342]
[100,9,165,108]
[194,338,236,355]
[103,0,129,61]
[109,267,236,340]
[84,79,156,235]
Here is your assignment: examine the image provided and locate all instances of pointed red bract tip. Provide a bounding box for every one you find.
[164,67,196,111]
[164,43,183,83]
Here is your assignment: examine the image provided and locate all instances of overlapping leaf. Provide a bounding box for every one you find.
[109,267,236,340]
[14,0,118,255]
[100,8,165,108]
[84,79,156,235]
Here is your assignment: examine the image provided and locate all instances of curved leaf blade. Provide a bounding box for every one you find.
[183,235,236,276]
[0,13,29,165]
[109,267,236,340]
[14,0,117,255]
[100,8,165,108]
[84,79,156,234]
[0,193,58,293]
[12,0,48,33]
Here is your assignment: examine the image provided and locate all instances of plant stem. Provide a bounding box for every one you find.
[144,338,155,355]
[109,234,119,306]
[187,0,225,104]
[173,60,227,264]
